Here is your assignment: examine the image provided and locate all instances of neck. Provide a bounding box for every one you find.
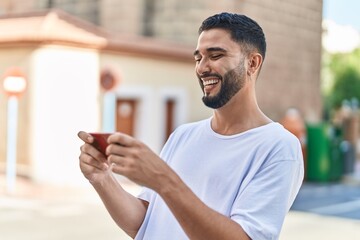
[210,88,272,135]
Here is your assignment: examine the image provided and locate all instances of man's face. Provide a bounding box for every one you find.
[194,29,247,109]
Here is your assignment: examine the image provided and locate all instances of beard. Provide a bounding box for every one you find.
[199,60,246,109]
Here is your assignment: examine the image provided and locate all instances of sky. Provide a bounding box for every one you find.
[323,0,360,31]
[322,0,360,53]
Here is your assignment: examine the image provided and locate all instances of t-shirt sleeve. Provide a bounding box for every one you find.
[137,186,155,202]
[231,159,303,240]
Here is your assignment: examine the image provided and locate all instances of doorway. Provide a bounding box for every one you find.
[165,98,175,141]
[116,99,137,136]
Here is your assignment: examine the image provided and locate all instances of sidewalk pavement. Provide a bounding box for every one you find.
[1,175,360,240]
[281,211,360,240]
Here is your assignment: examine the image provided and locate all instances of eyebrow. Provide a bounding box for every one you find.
[193,47,227,56]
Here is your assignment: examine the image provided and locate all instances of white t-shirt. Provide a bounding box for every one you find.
[135,118,304,240]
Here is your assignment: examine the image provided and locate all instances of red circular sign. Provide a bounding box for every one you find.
[100,69,118,91]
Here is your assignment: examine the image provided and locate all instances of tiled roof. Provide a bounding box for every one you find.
[0,9,193,62]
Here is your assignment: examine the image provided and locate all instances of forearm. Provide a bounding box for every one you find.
[158,174,250,240]
[92,173,147,238]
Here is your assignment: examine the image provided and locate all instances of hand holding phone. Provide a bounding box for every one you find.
[89,133,112,156]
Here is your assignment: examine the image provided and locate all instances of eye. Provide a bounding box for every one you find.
[194,57,201,63]
[210,54,223,60]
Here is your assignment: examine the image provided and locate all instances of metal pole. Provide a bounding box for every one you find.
[102,92,116,132]
[6,95,19,193]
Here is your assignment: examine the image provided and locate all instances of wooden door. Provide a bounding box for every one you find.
[165,99,175,141]
[116,99,137,136]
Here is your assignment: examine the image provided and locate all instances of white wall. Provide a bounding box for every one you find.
[100,54,212,124]
[30,45,100,186]
[26,46,212,186]
[99,53,212,153]
[105,86,188,153]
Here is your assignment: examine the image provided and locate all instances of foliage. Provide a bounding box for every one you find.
[323,48,360,110]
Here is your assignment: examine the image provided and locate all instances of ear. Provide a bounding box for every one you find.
[247,53,263,77]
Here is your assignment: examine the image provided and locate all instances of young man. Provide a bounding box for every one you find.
[78,12,304,239]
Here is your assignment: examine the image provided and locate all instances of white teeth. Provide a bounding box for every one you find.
[203,79,219,86]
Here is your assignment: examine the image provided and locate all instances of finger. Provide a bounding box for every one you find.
[108,154,124,166]
[79,152,108,171]
[106,143,131,157]
[78,131,94,144]
[81,143,107,162]
[111,163,127,175]
[108,132,136,147]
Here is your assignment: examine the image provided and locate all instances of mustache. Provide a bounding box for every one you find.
[198,73,222,79]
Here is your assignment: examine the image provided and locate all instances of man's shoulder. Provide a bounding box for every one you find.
[256,122,301,151]
[265,122,299,140]
[275,123,301,143]
[265,123,303,158]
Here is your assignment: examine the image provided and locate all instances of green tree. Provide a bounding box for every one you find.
[324,48,360,111]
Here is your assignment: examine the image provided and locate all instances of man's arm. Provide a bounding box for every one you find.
[107,133,250,240]
[158,170,251,240]
[91,173,148,238]
[78,131,147,238]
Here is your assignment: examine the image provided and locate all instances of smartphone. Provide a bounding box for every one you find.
[89,133,112,156]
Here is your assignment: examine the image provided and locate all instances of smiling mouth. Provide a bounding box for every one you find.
[203,79,220,86]
[202,78,220,95]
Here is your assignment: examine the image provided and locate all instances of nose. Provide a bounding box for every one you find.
[196,58,211,76]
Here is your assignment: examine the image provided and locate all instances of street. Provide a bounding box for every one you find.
[292,182,360,220]
[1,175,360,240]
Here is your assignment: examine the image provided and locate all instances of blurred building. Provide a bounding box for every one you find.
[0,10,197,185]
[0,0,323,185]
[1,0,324,120]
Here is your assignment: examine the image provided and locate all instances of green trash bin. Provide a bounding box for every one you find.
[306,123,343,182]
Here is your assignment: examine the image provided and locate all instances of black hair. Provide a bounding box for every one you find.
[198,12,266,60]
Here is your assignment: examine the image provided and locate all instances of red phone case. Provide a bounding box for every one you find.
[89,133,111,156]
